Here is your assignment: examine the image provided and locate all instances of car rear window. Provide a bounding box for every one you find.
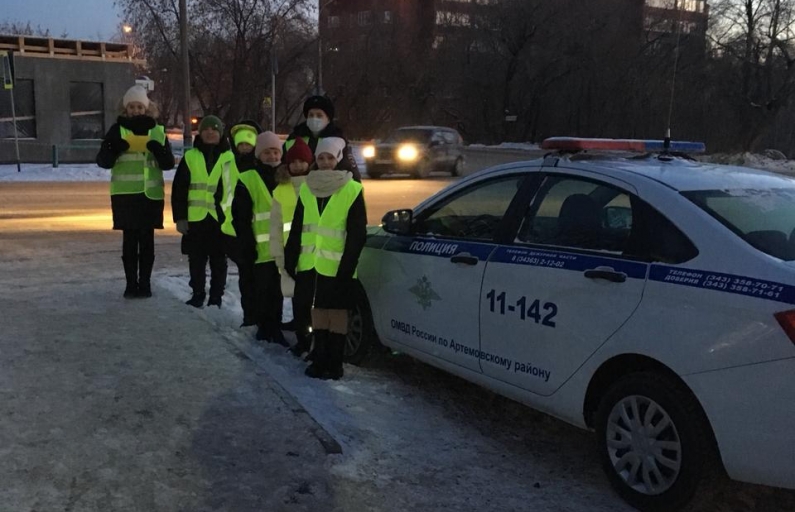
[683,188,795,260]
[385,129,432,143]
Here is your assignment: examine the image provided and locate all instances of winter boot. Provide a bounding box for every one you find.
[207,295,222,308]
[255,326,270,342]
[324,333,346,381]
[186,292,206,308]
[137,253,155,298]
[122,256,138,299]
[269,328,289,348]
[304,331,329,379]
[289,332,312,359]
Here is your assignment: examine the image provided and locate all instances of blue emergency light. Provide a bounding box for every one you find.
[541,137,706,154]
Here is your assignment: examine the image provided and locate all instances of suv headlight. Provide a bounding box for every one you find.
[398,144,419,162]
[362,145,376,159]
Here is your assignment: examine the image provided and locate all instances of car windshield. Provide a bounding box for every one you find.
[683,188,795,261]
[385,129,432,143]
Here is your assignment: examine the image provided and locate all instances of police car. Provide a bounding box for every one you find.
[347,138,795,511]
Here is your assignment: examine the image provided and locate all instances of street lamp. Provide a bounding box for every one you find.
[122,24,133,34]
[316,0,335,95]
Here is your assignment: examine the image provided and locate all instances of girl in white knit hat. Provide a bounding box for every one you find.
[96,84,175,299]
[283,137,367,380]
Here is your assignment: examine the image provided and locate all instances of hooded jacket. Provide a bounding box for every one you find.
[171,132,232,224]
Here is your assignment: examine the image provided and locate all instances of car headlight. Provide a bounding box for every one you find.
[397,144,419,162]
[362,145,376,159]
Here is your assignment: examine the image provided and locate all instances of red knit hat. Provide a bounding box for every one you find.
[286,137,314,165]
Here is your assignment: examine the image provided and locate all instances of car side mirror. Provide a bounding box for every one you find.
[382,209,413,235]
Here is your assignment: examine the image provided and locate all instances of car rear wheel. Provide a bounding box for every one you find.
[451,157,464,176]
[415,158,432,179]
[345,282,378,365]
[595,372,716,512]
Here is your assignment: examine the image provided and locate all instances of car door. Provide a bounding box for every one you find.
[479,172,648,395]
[377,173,529,372]
[429,130,446,169]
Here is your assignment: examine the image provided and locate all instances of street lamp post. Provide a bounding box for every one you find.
[179,0,192,148]
[316,0,335,95]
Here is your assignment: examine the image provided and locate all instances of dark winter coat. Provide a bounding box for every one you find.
[283,176,367,310]
[232,161,279,263]
[285,121,361,182]
[96,115,175,230]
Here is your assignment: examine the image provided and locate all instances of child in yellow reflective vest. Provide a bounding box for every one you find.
[270,138,314,358]
[96,85,174,299]
[284,137,367,380]
[232,131,289,346]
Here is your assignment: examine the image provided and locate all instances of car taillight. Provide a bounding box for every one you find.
[774,310,795,345]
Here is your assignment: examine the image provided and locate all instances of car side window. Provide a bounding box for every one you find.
[626,200,699,264]
[431,131,444,145]
[442,131,457,144]
[414,176,525,241]
[517,176,633,253]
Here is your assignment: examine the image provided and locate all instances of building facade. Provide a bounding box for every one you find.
[0,35,143,164]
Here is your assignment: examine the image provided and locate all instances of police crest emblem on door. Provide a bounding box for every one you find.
[409,276,441,310]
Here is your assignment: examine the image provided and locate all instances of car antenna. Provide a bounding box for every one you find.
[662,1,686,159]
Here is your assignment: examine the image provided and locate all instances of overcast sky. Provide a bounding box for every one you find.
[2,0,122,41]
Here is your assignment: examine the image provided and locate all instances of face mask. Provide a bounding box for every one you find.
[307,117,328,134]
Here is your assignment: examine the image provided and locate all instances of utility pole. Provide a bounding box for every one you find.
[271,47,278,132]
[179,0,192,148]
[316,0,335,95]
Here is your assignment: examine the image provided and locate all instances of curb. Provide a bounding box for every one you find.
[218,328,343,456]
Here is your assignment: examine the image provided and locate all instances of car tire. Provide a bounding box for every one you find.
[594,371,716,512]
[367,169,382,179]
[415,158,432,179]
[345,282,378,366]
[451,157,464,177]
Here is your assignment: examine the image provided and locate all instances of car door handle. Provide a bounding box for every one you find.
[450,253,479,266]
[584,268,626,283]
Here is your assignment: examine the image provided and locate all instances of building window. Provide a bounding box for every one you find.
[436,11,471,26]
[70,82,104,140]
[329,15,340,28]
[383,10,393,24]
[358,10,372,26]
[0,79,36,139]
[647,0,705,12]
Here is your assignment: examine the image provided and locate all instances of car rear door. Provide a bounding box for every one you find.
[375,172,532,372]
[479,171,648,395]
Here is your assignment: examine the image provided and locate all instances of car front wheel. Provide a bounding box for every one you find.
[594,372,716,512]
[345,283,378,365]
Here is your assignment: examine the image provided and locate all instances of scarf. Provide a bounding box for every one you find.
[305,170,352,198]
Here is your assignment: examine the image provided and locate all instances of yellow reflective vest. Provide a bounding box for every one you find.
[184,148,235,222]
[111,125,166,200]
[238,170,275,264]
[297,179,363,276]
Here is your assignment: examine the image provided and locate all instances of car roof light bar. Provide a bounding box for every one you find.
[541,137,706,154]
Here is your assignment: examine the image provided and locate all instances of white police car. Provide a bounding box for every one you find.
[347,138,795,511]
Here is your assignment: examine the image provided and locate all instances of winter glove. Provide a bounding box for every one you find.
[280,272,296,298]
[146,139,165,154]
[107,135,130,155]
[176,219,189,235]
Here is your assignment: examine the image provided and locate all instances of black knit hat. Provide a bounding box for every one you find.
[302,95,335,120]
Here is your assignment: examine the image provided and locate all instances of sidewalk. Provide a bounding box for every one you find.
[0,268,336,512]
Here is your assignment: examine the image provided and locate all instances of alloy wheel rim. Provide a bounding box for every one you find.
[346,307,363,356]
[605,395,682,495]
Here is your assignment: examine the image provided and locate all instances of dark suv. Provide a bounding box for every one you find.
[362,126,465,179]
